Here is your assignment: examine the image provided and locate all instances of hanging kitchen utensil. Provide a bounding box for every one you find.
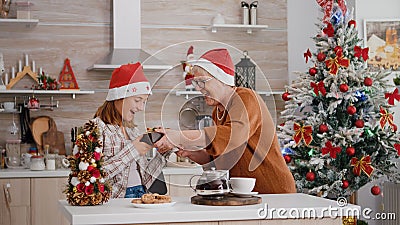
[19,103,34,143]
[42,119,66,155]
[27,95,40,111]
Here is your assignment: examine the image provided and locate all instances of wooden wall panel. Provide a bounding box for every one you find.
[0,0,287,153]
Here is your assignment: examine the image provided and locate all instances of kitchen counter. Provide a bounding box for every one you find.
[0,166,203,178]
[59,193,360,225]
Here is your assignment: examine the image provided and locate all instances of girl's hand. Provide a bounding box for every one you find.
[133,134,153,155]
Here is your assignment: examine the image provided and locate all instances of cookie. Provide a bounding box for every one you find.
[131,198,143,204]
[141,193,155,204]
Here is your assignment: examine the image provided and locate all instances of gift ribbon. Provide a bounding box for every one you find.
[351,155,374,177]
[379,107,396,131]
[310,81,326,96]
[354,46,369,61]
[325,47,349,75]
[321,141,342,158]
[293,122,313,146]
[317,0,347,23]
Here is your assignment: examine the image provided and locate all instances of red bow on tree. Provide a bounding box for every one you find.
[354,46,369,61]
[394,143,400,156]
[310,81,326,96]
[325,47,350,75]
[317,0,347,23]
[351,155,374,177]
[385,88,400,105]
[321,141,342,158]
[379,107,397,131]
[293,122,313,146]
[304,49,312,63]
[323,23,335,37]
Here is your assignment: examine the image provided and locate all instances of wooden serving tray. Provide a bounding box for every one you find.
[191,194,261,206]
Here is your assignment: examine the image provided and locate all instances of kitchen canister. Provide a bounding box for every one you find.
[250,1,258,25]
[30,155,45,171]
[241,1,250,25]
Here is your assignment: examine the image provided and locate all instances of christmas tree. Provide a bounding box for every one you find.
[64,121,111,206]
[278,0,400,199]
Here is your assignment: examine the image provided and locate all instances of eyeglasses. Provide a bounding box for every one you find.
[191,77,213,89]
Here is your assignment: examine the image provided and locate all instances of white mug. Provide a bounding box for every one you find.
[2,101,14,110]
[61,157,70,168]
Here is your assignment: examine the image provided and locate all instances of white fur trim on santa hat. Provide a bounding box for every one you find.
[106,81,152,101]
[191,58,235,86]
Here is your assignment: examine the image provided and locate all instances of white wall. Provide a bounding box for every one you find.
[288,1,399,225]
[287,0,319,84]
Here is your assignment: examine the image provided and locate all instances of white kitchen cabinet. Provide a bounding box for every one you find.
[0,178,30,225]
[30,177,69,225]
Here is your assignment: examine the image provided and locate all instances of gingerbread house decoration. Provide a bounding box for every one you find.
[59,58,79,90]
[6,65,38,90]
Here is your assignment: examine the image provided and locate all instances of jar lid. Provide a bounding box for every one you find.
[31,155,43,158]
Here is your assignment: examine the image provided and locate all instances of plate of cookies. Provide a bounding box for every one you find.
[131,193,176,209]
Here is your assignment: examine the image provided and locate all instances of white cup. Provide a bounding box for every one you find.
[230,177,256,193]
[3,101,14,110]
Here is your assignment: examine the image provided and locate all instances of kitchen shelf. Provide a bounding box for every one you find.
[0,18,39,28]
[175,90,284,99]
[209,24,271,34]
[0,89,95,99]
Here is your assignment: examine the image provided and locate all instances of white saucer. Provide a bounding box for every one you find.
[231,191,258,197]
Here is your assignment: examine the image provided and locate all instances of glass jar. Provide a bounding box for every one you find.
[45,154,56,170]
[30,155,45,171]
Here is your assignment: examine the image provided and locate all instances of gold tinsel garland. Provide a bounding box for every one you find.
[63,121,112,206]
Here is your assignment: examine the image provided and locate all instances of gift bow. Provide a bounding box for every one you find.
[351,155,374,177]
[317,0,347,23]
[321,141,342,158]
[354,46,369,61]
[379,107,396,131]
[304,48,312,63]
[323,23,335,37]
[293,123,313,146]
[325,47,349,75]
[310,81,326,96]
[385,88,400,105]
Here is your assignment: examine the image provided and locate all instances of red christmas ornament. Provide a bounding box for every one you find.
[283,155,292,163]
[309,67,317,76]
[306,171,315,181]
[355,119,364,128]
[282,92,291,101]
[364,77,373,86]
[342,180,349,189]
[346,146,355,156]
[318,124,329,133]
[347,105,357,115]
[371,185,381,195]
[317,52,326,62]
[339,84,349,92]
[348,20,356,27]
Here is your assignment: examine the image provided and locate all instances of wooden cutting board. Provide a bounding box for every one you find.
[31,116,52,153]
[191,195,262,206]
[42,119,66,155]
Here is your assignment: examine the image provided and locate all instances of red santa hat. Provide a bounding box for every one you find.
[106,62,152,101]
[191,48,235,86]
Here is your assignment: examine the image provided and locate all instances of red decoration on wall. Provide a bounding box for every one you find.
[59,58,79,90]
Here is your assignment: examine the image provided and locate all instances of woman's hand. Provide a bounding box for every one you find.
[154,128,181,153]
[133,134,153,155]
[175,149,211,165]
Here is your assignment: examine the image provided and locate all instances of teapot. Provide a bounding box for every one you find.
[190,167,230,196]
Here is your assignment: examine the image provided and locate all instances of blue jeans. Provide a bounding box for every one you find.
[125,185,146,198]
